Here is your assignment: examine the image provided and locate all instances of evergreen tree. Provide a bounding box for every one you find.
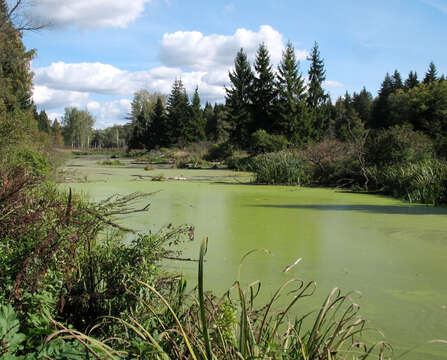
[203,102,216,141]
[166,79,191,145]
[423,62,438,84]
[251,43,277,133]
[352,88,373,124]
[0,0,36,147]
[148,96,169,148]
[276,41,311,144]
[307,42,327,109]
[404,71,419,90]
[189,87,206,142]
[391,70,403,91]
[370,73,394,129]
[37,109,51,134]
[225,48,253,147]
[51,119,64,147]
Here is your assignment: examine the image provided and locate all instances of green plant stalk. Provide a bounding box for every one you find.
[198,238,214,360]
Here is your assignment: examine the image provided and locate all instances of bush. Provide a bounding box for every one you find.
[366,125,434,167]
[0,147,51,178]
[205,142,234,161]
[249,129,289,155]
[250,151,310,185]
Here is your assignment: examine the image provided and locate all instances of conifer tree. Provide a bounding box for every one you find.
[189,87,206,142]
[0,0,36,146]
[404,71,419,90]
[51,119,64,147]
[391,70,403,91]
[203,102,216,140]
[276,41,311,144]
[251,43,277,133]
[148,96,169,148]
[166,79,190,145]
[370,73,394,129]
[423,62,438,84]
[37,109,51,134]
[307,42,327,109]
[225,48,253,147]
[352,88,373,125]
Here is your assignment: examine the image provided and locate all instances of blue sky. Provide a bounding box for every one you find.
[21,0,447,128]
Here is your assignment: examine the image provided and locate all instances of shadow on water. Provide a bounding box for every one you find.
[248,204,447,215]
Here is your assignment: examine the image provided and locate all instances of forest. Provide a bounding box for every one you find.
[1,0,447,359]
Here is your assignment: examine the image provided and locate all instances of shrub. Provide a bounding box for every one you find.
[249,129,289,155]
[205,142,234,161]
[98,159,123,166]
[0,147,51,178]
[250,151,310,185]
[366,125,434,167]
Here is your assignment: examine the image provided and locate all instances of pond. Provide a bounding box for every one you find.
[62,156,447,359]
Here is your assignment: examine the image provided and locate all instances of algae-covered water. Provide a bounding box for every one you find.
[62,156,447,359]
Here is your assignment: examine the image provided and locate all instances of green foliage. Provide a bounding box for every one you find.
[307,42,327,110]
[205,142,234,161]
[366,125,434,167]
[98,159,124,166]
[0,146,51,177]
[61,107,95,148]
[249,129,289,155]
[250,151,310,185]
[0,304,26,356]
[226,48,254,147]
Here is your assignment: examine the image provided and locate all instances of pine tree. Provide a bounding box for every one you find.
[251,43,277,133]
[276,41,311,144]
[51,119,64,147]
[423,62,438,84]
[391,70,403,91]
[307,42,327,109]
[404,71,419,90]
[225,48,253,147]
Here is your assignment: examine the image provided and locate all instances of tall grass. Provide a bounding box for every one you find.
[250,151,310,185]
[49,239,392,359]
[368,159,447,205]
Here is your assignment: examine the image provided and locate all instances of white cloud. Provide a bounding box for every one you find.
[47,112,64,122]
[33,85,90,109]
[324,80,344,88]
[159,25,305,71]
[87,101,101,111]
[93,99,132,128]
[30,0,152,28]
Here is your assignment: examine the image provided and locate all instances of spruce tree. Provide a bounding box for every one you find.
[251,43,277,133]
[37,109,51,134]
[203,102,216,141]
[149,96,169,148]
[391,70,403,91]
[307,42,327,109]
[0,0,36,146]
[276,41,311,144]
[404,71,419,90]
[189,87,206,142]
[166,79,190,145]
[370,73,394,129]
[352,88,373,125]
[423,62,438,84]
[225,48,253,147]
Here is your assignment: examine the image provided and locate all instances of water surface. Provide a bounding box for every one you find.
[63,156,447,359]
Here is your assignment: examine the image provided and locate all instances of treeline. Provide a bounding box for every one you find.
[125,42,447,156]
